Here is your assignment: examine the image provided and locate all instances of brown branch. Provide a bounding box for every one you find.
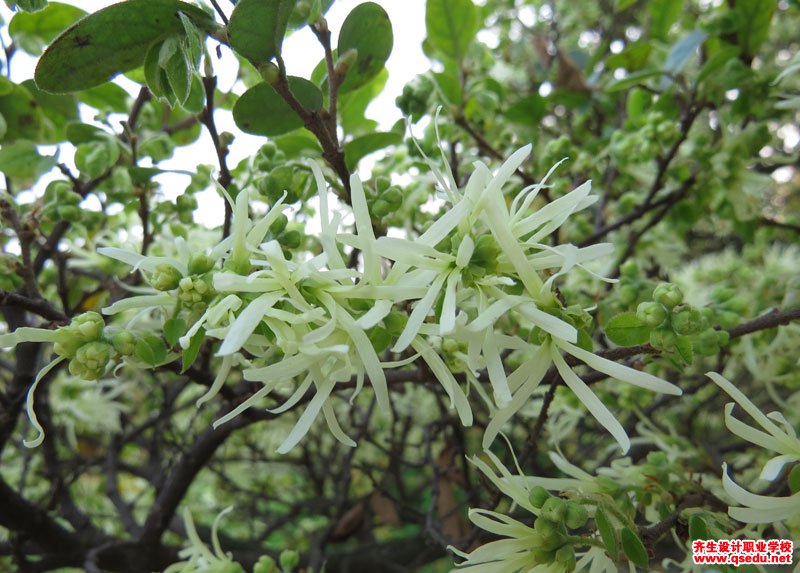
[199,75,234,238]
[0,290,67,323]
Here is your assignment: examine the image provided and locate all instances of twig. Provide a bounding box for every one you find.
[199,75,234,238]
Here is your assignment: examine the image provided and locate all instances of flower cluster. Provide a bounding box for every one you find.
[2,143,681,455]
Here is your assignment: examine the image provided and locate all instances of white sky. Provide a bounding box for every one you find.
[0,0,429,226]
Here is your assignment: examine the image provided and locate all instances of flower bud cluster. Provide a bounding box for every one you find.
[638,283,729,357]
[526,487,588,572]
[52,311,137,381]
[396,74,434,121]
[367,176,404,218]
[43,180,83,223]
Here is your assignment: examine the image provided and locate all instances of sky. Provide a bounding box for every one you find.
[0,0,430,226]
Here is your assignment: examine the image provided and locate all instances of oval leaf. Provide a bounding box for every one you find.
[605,311,650,346]
[688,514,709,541]
[233,76,322,137]
[228,0,297,62]
[425,0,478,62]
[337,2,393,93]
[595,507,618,560]
[621,527,649,568]
[34,0,214,93]
[344,131,401,171]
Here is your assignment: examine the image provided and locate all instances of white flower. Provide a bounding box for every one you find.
[722,462,800,523]
[164,507,243,573]
[708,371,800,480]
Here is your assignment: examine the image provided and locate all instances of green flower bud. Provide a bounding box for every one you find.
[554,545,576,572]
[671,306,706,335]
[534,516,557,536]
[711,287,736,303]
[54,334,83,359]
[175,194,198,212]
[71,311,105,342]
[652,283,683,309]
[110,330,136,356]
[56,204,82,222]
[381,186,403,207]
[259,142,278,159]
[178,275,215,309]
[529,485,551,509]
[69,341,111,381]
[541,497,567,523]
[269,213,288,236]
[279,549,300,572]
[618,283,638,306]
[692,328,721,356]
[723,296,748,314]
[371,199,392,217]
[649,327,676,351]
[636,301,667,327]
[188,253,215,275]
[531,548,556,564]
[564,502,589,529]
[151,264,182,291]
[279,229,302,249]
[253,555,278,573]
[374,176,392,194]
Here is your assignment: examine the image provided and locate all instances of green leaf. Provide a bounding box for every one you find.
[65,122,107,144]
[34,0,215,94]
[9,2,85,55]
[426,0,478,62]
[134,332,168,366]
[688,514,709,541]
[162,36,192,104]
[228,0,296,62]
[595,507,618,560]
[674,335,693,364]
[0,83,44,141]
[74,139,119,178]
[7,0,48,13]
[339,68,387,133]
[661,29,707,88]
[0,140,55,179]
[733,0,776,58]
[789,465,800,495]
[164,317,187,346]
[432,70,463,105]
[605,70,663,93]
[286,0,333,29]
[505,94,546,125]
[621,527,649,568]
[78,83,130,113]
[181,326,205,372]
[697,45,740,83]
[272,129,322,158]
[233,77,322,137]
[337,2,393,93]
[605,312,650,346]
[344,131,402,171]
[21,79,78,143]
[648,0,681,40]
